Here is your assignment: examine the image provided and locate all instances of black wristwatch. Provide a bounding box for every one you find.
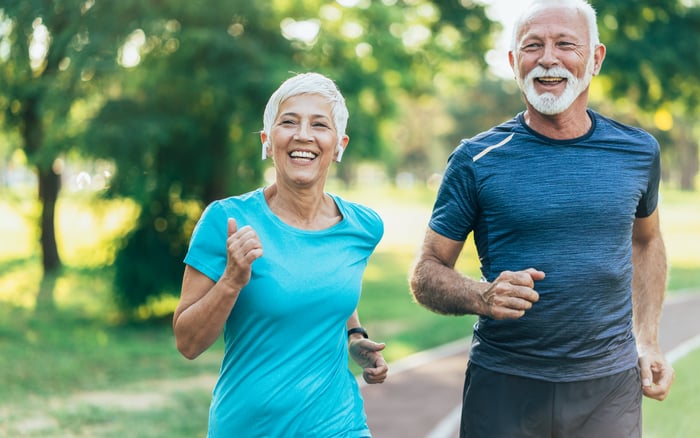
[347,327,369,339]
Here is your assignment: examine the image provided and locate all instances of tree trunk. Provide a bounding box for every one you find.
[674,120,699,191]
[22,94,62,276]
[38,165,62,272]
[678,139,698,191]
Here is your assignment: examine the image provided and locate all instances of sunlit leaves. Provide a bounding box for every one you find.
[654,108,674,131]
[594,0,700,113]
[281,18,320,44]
[118,29,145,68]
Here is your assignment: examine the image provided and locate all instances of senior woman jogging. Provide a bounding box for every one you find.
[173,72,388,437]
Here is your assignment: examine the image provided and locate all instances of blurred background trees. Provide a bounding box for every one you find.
[1,0,698,317]
[592,0,700,190]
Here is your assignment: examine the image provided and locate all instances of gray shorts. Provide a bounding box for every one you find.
[460,362,642,438]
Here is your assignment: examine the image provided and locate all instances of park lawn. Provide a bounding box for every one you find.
[0,300,218,437]
[0,185,698,436]
[643,347,700,437]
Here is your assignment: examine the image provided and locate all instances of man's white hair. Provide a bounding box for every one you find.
[510,0,600,54]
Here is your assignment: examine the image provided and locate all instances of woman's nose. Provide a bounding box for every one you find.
[294,122,312,140]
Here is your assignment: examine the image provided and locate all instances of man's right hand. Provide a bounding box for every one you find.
[480,268,544,319]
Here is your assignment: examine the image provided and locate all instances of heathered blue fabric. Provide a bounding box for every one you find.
[429,110,661,382]
[184,188,383,437]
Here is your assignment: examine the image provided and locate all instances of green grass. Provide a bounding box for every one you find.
[643,347,700,437]
[0,299,223,437]
[0,185,698,437]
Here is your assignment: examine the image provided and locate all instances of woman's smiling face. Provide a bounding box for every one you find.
[266,93,347,188]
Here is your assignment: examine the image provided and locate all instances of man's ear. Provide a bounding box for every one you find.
[591,43,606,76]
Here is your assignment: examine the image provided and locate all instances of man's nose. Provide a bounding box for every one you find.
[538,42,559,68]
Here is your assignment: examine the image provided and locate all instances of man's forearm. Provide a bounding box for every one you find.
[632,233,667,346]
[410,259,484,316]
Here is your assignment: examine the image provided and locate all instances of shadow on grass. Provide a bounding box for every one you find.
[0,256,35,276]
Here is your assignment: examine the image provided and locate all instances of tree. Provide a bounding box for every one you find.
[85,1,296,311]
[0,1,142,306]
[82,0,499,314]
[592,0,700,190]
[283,0,498,181]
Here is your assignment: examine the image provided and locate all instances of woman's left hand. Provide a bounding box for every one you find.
[349,338,388,384]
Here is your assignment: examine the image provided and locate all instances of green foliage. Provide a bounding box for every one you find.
[591,1,700,191]
[593,0,700,113]
[82,1,295,311]
[0,0,160,273]
[5,0,698,313]
[76,0,498,312]
[111,213,187,310]
[0,0,141,164]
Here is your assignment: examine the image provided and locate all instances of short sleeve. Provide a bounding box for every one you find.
[428,145,479,241]
[184,201,228,282]
[635,141,661,218]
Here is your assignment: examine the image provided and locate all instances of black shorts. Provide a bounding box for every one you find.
[460,362,642,438]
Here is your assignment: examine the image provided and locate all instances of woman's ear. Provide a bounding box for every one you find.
[260,131,270,160]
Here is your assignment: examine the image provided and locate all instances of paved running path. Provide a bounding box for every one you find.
[360,292,700,438]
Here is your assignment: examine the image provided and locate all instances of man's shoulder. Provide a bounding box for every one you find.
[469,115,521,142]
[591,110,658,145]
[453,115,522,158]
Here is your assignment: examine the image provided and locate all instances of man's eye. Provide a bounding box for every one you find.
[522,43,542,52]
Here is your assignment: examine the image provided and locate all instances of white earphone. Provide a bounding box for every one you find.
[335,144,345,162]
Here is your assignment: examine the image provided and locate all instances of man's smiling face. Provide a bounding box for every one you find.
[511,5,595,115]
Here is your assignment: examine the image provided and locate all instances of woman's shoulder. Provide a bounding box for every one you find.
[197,188,266,228]
[329,194,384,242]
[206,188,264,212]
[332,195,380,221]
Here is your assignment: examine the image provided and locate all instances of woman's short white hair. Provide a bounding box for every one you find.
[262,72,349,146]
[510,0,600,53]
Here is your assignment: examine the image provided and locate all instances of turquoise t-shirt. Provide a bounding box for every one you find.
[184,188,383,437]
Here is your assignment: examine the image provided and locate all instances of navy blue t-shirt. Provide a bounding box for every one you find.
[429,110,661,381]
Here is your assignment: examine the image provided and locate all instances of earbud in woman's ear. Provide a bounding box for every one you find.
[335,144,345,162]
[261,141,270,160]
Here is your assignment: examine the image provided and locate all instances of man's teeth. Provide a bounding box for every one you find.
[290,151,316,159]
[539,77,564,83]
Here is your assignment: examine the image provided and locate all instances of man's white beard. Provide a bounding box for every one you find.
[515,57,594,115]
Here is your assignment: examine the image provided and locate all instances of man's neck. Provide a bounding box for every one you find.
[523,99,592,140]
